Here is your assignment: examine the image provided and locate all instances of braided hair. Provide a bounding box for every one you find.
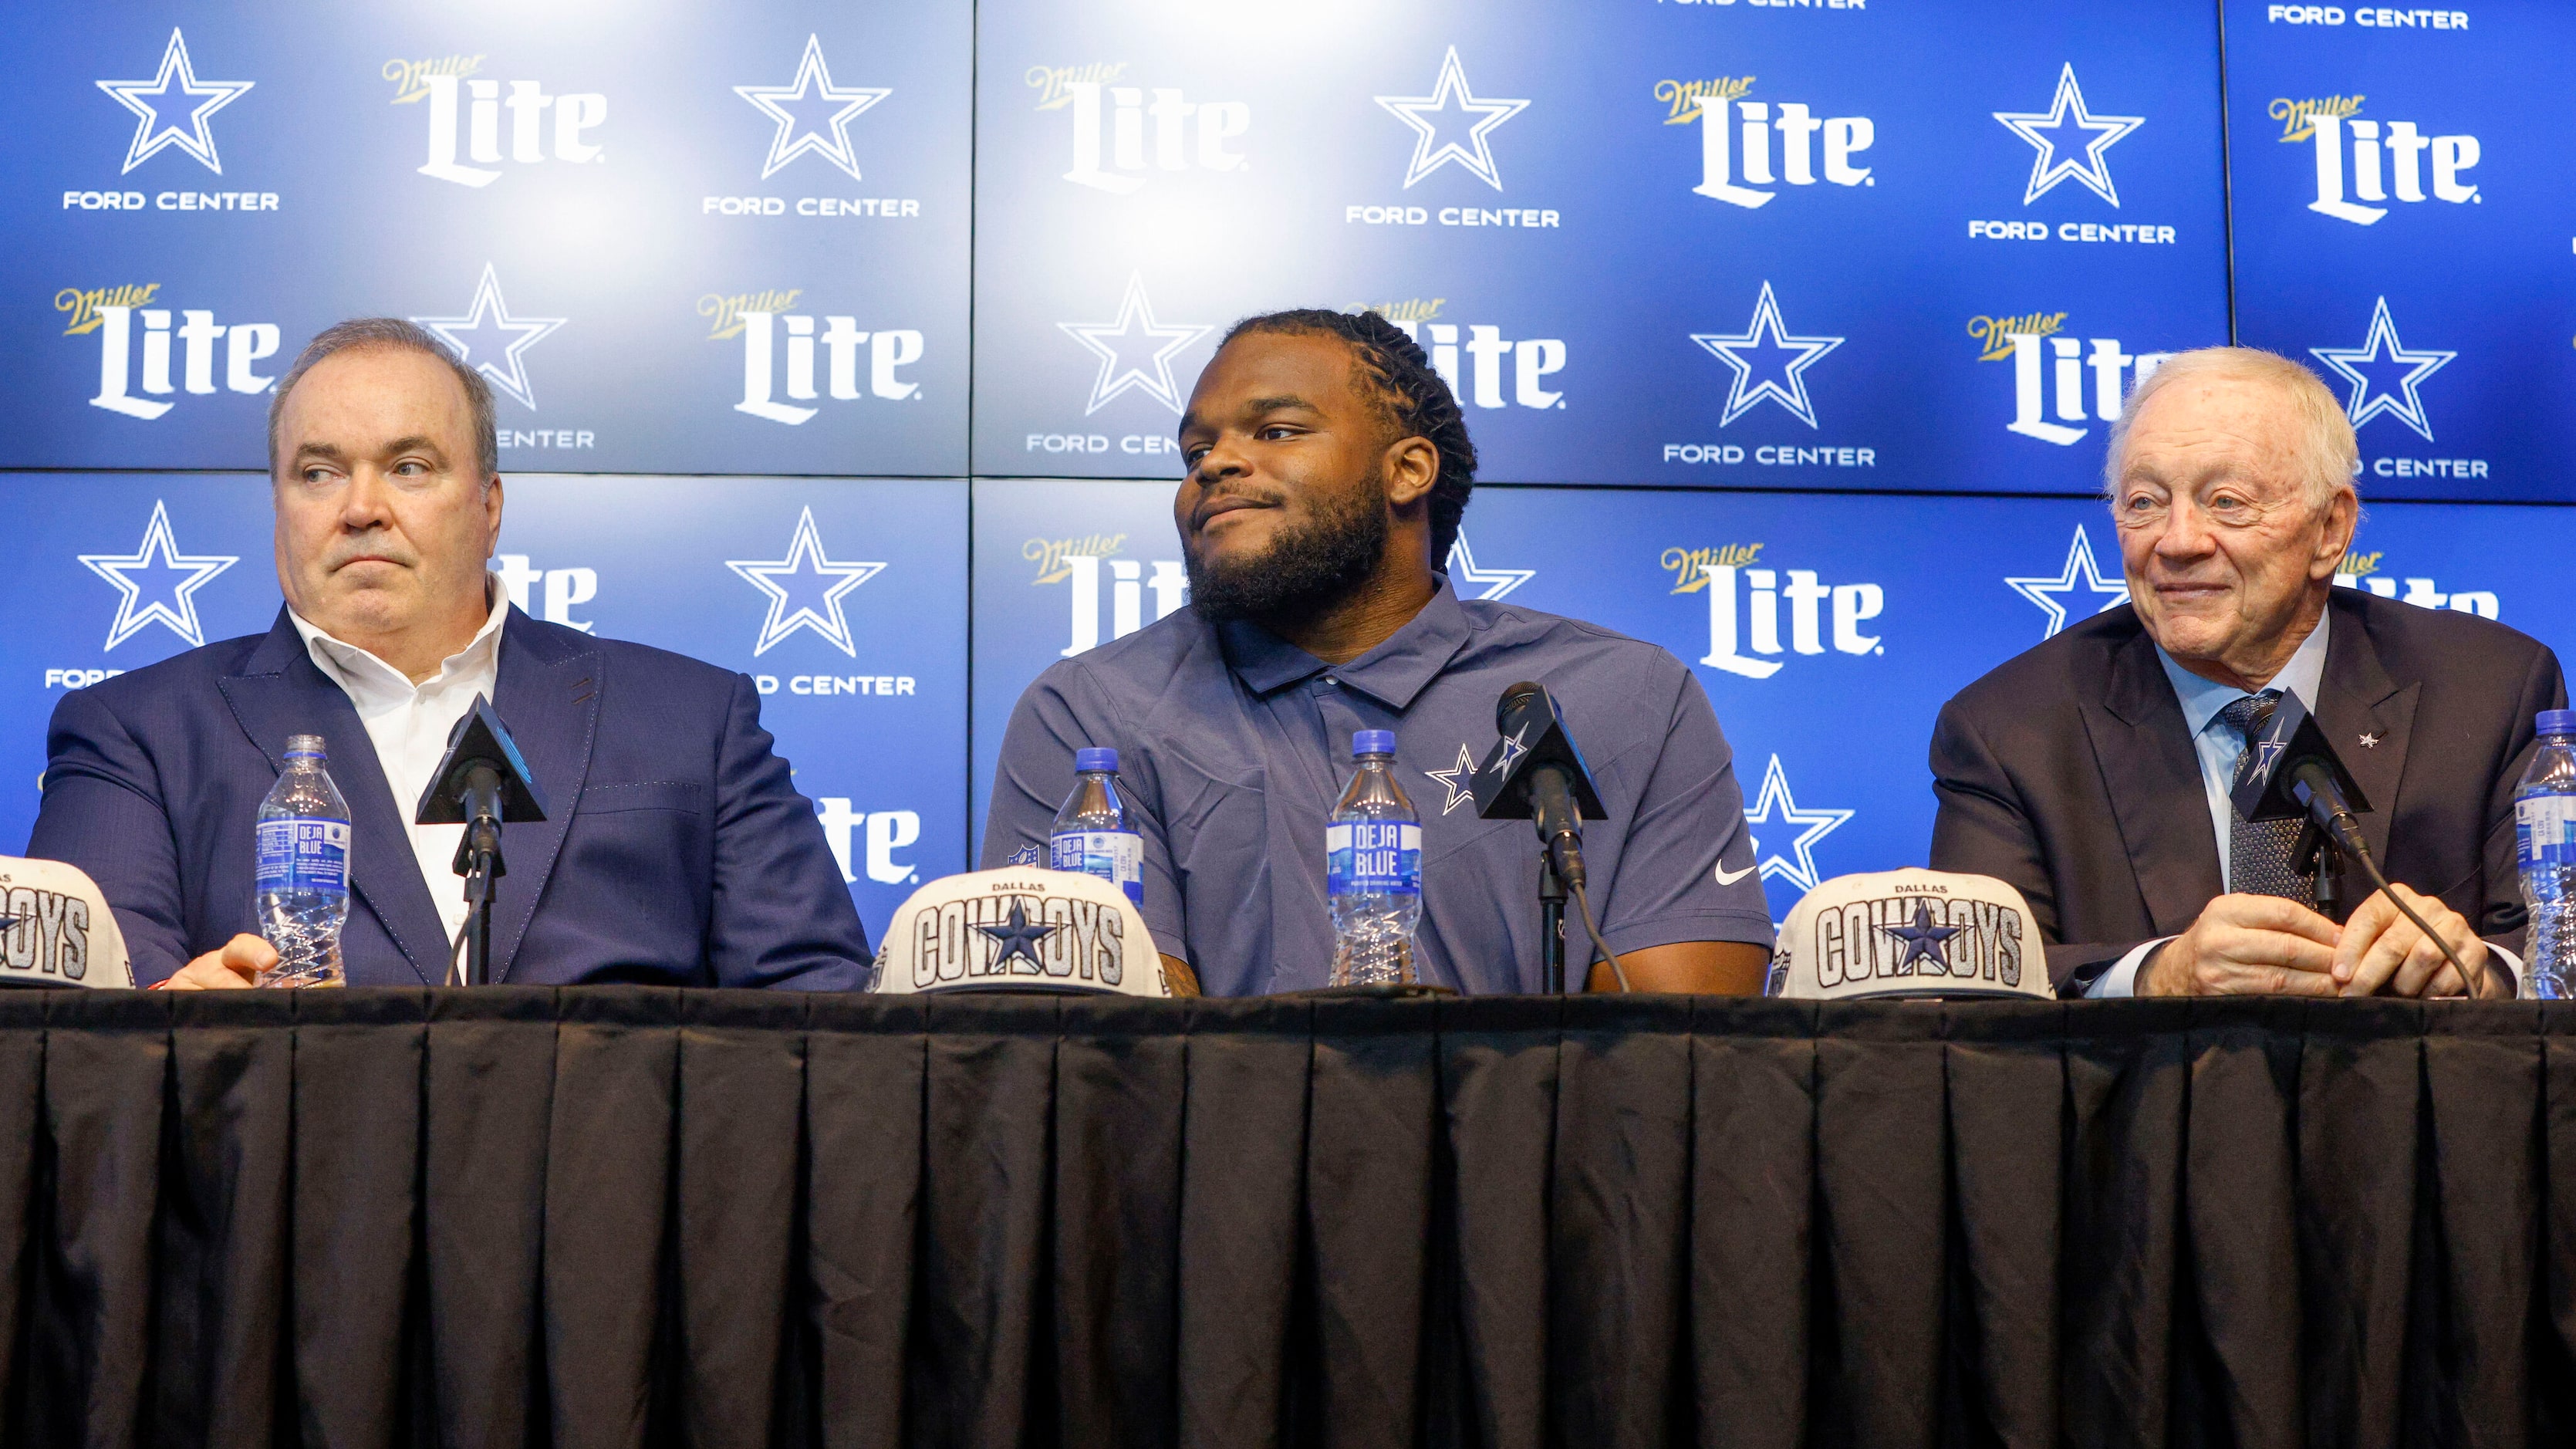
[1217,308,1478,565]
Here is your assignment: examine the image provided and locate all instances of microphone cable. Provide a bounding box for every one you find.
[2336,828,2481,995]
[1564,873,1632,993]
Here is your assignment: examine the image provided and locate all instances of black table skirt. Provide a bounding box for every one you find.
[2,988,2571,1448]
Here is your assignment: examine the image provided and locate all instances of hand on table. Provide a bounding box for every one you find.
[2142,893,2342,997]
[158,933,276,991]
[2329,883,2504,998]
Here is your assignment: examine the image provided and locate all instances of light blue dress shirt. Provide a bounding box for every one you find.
[2090,614,2331,998]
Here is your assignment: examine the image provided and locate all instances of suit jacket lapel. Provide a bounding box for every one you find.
[2085,627,2226,935]
[484,610,601,982]
[214,610,447,984]
[2312,593,2415,873]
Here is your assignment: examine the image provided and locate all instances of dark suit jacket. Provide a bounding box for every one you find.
[27,606,871,988]
[1929,589,2566,995]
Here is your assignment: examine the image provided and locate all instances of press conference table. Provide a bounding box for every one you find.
[3,986,2570,1447]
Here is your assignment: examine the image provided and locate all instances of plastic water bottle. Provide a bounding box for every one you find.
[1327,729,1422,987]
[1051,746,1143,907]
[255,735,351,988]
[2515,709,2576,999]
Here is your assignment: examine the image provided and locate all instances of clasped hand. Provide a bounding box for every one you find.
[2142,887,2506,998]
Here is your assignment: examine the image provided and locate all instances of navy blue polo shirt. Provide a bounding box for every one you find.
[980,579,1776,996]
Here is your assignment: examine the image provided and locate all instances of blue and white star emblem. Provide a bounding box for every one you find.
[1496,726,1530,773]
[2309,296,2454,442]
[1424,744,1478,815]
[412,264,566,412]
[2004,525,2129,639]
[977,898,1062,973]
[1058,273,1212,415]
[1991,63,2143,207]
[80,500,238,650]
[1375,46,1528,191]
[728,506,885,657]
[1880,900,1964,973]
[96,29,253,176]
[1690,282,1845,429]
[734,34,890,181]
[1444,531,1533,602]
[1743,754,1853,894]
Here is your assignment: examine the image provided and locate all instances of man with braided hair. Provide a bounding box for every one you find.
[981,309,1774,995]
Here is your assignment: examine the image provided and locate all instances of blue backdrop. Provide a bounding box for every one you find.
[2,0,2569,944]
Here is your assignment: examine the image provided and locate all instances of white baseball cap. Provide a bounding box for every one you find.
[1765,869,2048,1001]
[0,857,135,990]
[870,867,1171,998]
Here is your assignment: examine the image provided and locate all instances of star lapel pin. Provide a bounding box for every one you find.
[2358,731,2382,749]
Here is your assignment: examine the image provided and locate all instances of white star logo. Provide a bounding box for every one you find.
[2309,296,2455,442]
[1742,754,1853,894]
[728,507,884,657]
[1375,46,1529,191]
[1497,726,1530,773]
[96,29,254,176]
[79,501,238,650]
[412,263,566,412]
[1991,63,2143,207]
[1424,744,1479,815]
[1445,531,1533,602]
[2005,525,2130,639]
[1058,273,1212,415]
[734,34,890,181]
[1690,282,1845,429]
[2358,732,2382,750]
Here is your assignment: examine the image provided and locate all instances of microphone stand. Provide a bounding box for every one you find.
[458,764,508,986]
[1538,847,1567,995]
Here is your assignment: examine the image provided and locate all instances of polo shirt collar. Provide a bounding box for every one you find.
[1219,575,1474,710]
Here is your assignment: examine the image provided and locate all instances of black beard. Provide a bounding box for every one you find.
[1186,484,1388,627]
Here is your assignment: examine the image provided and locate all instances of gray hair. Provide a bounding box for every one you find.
[2102,346,2358,513]
[265,318,499,485]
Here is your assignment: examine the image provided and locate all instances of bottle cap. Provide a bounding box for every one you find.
[285,733,326,758]
[1352,729,1397,757]
[1074,746,1119,773]
[2541,710,2576,736]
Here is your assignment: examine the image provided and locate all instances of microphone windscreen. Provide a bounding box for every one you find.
[1496,681,1544,731]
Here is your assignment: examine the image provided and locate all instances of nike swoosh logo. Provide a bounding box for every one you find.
[1713,863,1757,886]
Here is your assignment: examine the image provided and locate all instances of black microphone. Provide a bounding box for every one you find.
[415,696,548,985]
[2229,689,2474,987]
[1473,682,1629,990]
[1472,681,1605,887]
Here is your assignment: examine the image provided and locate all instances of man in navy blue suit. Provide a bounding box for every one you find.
[28,319,872,990]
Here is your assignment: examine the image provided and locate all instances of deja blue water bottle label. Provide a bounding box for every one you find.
[1326,822,1422,897]
[2518,795,2576,867]
[1052,829,1143,907]
[255,819,351,893]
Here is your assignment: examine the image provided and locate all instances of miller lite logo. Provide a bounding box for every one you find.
[1050,70,1249,194]
[68,291,282,420]
[1980,312,2174,447]
[1378,306,1565,410]
[1671,81,1874,209]
[730,302,927,425]
[414,69,608,187]
[2301,106,2479,224]
[1691,559,1884,679]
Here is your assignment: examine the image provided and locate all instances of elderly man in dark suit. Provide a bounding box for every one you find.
[1931,346,2561,999]
[29,319,870,990]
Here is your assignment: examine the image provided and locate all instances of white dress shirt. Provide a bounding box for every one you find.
[2091,613,2517,996]
[287,589,508,960]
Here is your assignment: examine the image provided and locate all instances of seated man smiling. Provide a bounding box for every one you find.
[981,309,1775,996]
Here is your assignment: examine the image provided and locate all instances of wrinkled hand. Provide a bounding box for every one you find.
[2142,893,2342,997]
[2331,883,2501,998]
[160,933,276,991]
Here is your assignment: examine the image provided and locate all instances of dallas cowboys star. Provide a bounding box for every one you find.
[1690,282,1845,429]
[1058,274,1214,415]
[1375,46,1528,191]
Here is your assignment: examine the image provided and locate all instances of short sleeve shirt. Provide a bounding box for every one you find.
[980,579,1775,995]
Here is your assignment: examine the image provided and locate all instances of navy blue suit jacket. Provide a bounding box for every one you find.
[27,606,872,988]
